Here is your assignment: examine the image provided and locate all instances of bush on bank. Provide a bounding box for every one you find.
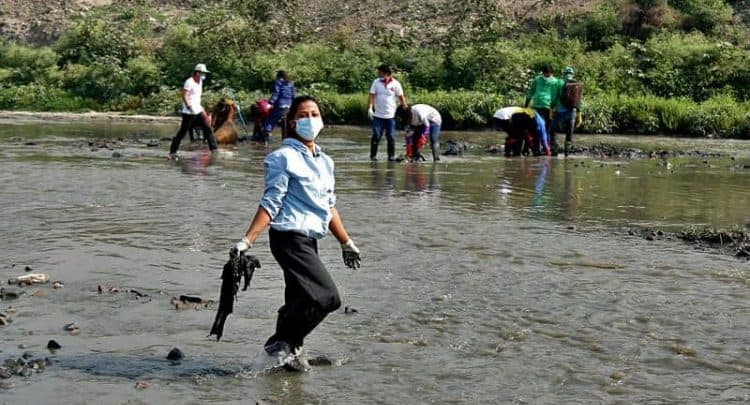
[1,83,748,138]
[305,90,750,138]
[0,1,749,138]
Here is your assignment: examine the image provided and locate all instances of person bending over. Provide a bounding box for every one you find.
[397,104,442,162]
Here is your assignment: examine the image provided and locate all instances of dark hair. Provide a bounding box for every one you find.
[542,64,553,74]
[276,70,288,80]
[494,117,511,132]
[284,95,322,138]
[377,64,392,75]
[396,104,410,122]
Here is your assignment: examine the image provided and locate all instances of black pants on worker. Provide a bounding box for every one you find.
[169,113,217,155]
[265,229,342,352]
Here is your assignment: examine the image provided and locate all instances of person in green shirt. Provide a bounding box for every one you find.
[524,65,560,155]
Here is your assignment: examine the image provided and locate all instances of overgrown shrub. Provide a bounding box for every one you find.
[0,84,95,111]
[639,31,741,101]
[56,19,134,66]
[126,55,163,96]
[569,6,621,51]
[59,58,130,102]
[670,0,733,33]
[0,43,58,85]
[689,94,747,137]
[578,94,616,134]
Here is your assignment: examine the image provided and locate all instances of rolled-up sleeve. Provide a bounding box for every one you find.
[260,154,289,218]
[328,183,337,208]
[327,158,336,208]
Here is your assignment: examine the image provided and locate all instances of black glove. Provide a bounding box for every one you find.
[341,240,361,269]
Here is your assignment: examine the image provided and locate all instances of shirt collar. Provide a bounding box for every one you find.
[282,137,321,157]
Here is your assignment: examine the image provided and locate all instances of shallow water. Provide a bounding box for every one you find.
[0,120,748,404]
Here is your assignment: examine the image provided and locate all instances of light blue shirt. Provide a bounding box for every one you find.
[260,138,336,239]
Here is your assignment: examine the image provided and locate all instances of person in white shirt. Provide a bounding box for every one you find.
[396,104,442,161]
[367,64,407,161]
[168,63,217,159]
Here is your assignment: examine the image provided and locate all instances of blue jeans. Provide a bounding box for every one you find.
[428,123,441,144]
[371,117,396,158]
[262,106,289,139]
[553,107,577,143]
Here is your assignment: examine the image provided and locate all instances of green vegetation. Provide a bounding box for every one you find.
[1,0,749,137]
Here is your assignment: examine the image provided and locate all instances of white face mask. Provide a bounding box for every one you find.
[200,74,206,81]
[295,117,324,141]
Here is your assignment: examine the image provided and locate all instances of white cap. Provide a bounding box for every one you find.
[194,63,210,73]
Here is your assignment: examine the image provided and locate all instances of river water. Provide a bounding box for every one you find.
[0,120,748,404]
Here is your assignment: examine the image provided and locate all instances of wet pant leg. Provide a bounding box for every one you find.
[170,114,196,155]
[384,118,396,160]
[535,108,552,136]
[429,124,441,161]
[265,229,341,351]
[251,120,264,142]
[263,106,287,140]
[371,117,386,159]
[193,114,217,151]
[566,107,576,144]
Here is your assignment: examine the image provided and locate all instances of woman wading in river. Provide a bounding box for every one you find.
[232,95,361,371]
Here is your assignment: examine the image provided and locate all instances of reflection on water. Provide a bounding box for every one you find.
[0,121,748,403]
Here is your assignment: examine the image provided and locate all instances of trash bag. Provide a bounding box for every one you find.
[209,252,261,341]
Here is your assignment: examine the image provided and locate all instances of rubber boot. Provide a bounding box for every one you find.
[431,143,440,161]
[370,141,379,160]
[564,141,572,157]
[387,142,396,161]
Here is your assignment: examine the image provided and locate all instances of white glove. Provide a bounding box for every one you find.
[341,239,361,269]
[367,107,374,120]
[231,236,252,257]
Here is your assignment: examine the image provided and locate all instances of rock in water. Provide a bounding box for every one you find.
[307,354,333,366]
[166,347,184,362]
[178,295,204,304]
[63,323,79,332]
[47,340,62,351]
[0,288,23,300]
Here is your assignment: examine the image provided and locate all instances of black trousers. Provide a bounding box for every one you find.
[266,229,341,351]
[169,113,217,154]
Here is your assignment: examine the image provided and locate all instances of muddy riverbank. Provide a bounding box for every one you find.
[0,110,180,124]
